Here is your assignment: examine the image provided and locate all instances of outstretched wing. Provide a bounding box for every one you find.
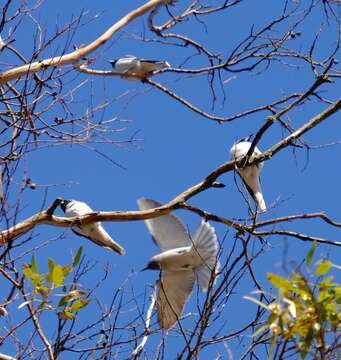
[137,198,190,251]
[192,221,220,291]
[157,270,195,329]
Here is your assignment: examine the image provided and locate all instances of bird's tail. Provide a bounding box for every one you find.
[255,191,266,213]
[95,225,125,256]
[191,221,219,292]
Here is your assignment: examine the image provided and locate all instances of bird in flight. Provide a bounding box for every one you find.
[138,198,219,330]
[109,55,170,79]
[230,136,267,213]
[60,199,125,256]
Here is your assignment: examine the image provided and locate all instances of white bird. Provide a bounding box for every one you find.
[230,136,266,213]
[60,200,125,256]
[138,198,219,330]
[109,55,170,79]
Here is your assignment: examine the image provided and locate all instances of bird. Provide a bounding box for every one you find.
[230,136,267,213]
[109,55,170,79]
[59,199,125,256]
[138,198,219,330]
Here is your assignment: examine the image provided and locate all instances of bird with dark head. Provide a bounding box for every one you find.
[60,199,125,256]
[109,55,170,80]
[138,198,220,330]
[236,134,253,144]
[230,136,267,212]
[60,199,72,213]
[142,260,161,271]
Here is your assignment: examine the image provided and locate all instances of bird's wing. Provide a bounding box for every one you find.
[238,168,266,212]
[66,201,93,217]
[230,141,250,159]
[239,172,257,202]
[114,57,138,73]
[192,221,220,292]
[72,225,125,255]
[139,59,163,64]
[157,270,195,330]
[89,224,125,255]
[137,198,191,251]
[238,166,261,197]
[71,228,92,240]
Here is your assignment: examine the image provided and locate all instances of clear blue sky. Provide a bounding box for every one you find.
[1,1,340,358]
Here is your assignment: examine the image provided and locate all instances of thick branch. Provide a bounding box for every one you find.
[0,99,340,244]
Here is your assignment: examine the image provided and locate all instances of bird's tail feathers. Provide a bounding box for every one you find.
[195,260,220,292]
[94,225,125,256]
[192,221,219,291]
[255,192,266,213]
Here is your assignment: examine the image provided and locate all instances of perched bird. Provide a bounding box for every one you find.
[230,136,266,212]
[138,198,219,330]
[60,200,125,256]
[109,55,170,79]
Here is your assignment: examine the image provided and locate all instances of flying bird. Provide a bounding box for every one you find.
[109,55,170,79]
[230,136,266,212]
[138,198,219,330]
[60,199,125,256]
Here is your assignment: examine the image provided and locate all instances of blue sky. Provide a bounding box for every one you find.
[1,0,340,358]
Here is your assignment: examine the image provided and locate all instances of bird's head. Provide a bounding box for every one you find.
[108,60,117,68]
[60,199,72,213]
[142,260,160,271]
[236,134,253,144]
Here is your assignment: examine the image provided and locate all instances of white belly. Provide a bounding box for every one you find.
[153,247,202,271]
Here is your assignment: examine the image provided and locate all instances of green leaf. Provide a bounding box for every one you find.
[52,265,64,286]
[23,265,32,279]
[58,297,68,308]
[267,273,293,292]
[58,290,87,307]
[59,310,75,320]
[300,350,307,360]
[31,255,38,274]
[306,241,317,267]
[45,273,52,283]
[63,264,72,277]
[315,260,332,276]
[243,296,270,310]
[36,285,50,297]
[31,273,43,287]
[269,335,276,360]
[73,246,83,267]
[70,299,90,311]
[252,323,269,337]
[48,258,55,273]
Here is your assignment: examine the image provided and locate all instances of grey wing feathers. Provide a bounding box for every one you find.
[239,173,257,202]
[157,270,195,329]
[140,59,164,64]
[137,198,190,251]
[192,221,220,292]
[71,228,92,241]
[66,201,93,217]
